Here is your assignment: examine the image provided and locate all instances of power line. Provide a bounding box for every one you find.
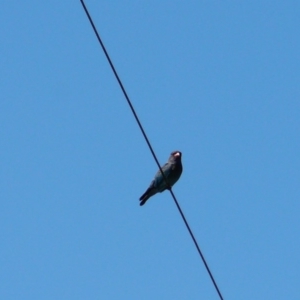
[79,1,224,299]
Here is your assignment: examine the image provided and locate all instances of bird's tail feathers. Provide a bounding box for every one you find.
[139,187,156,206]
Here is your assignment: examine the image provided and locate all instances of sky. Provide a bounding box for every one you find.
[1,1,300,299]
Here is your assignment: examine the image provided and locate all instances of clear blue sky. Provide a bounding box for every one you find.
[1,1,299,299]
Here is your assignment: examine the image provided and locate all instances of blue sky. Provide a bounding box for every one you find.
[1,1,299,299]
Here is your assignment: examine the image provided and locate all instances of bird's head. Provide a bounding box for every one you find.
[169,151,182,162]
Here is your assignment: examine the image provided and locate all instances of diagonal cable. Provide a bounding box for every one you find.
[79,1,224,299]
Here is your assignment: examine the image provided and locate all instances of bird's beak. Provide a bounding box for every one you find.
[174,152,180,157]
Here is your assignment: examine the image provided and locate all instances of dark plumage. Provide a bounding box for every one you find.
[139,151,183,206]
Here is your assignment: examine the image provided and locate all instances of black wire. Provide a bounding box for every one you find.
[79,1,224,299]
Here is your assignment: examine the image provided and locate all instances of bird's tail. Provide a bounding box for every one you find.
[139,187,156,206]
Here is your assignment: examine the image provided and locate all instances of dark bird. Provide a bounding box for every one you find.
[139,151,183,206]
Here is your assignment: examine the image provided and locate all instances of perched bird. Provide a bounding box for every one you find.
[139,151,183,206]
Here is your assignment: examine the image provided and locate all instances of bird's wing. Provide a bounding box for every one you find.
[153,163,172,188]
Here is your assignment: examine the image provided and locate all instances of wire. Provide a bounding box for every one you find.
[80,1,224,299]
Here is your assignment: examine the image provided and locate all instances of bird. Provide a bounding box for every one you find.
[139,151,183,206]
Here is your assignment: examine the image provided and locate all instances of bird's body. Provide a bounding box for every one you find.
[139,151,183,206]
